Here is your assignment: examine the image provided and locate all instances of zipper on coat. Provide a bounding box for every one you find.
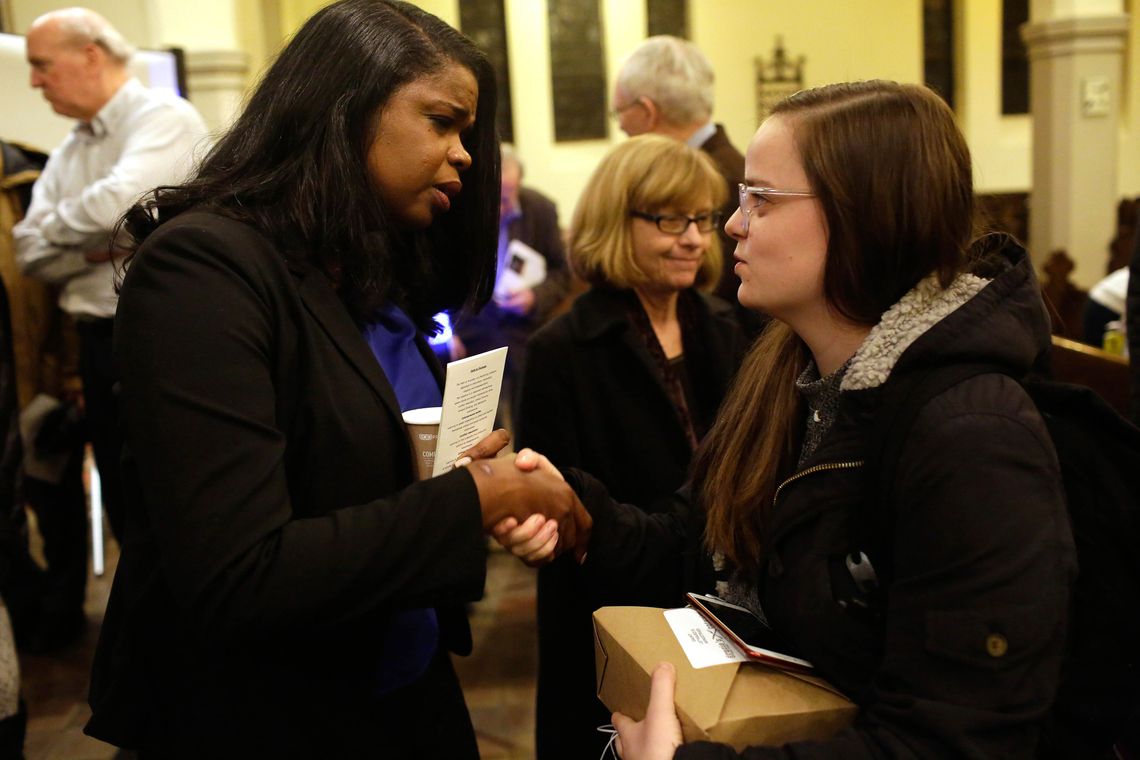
[772,460,865,507]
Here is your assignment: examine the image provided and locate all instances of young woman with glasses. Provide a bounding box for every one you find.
[513,134,746,760]
[501,81,1074,758]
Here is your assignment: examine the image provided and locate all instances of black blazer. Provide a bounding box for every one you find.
[86,212,488,754]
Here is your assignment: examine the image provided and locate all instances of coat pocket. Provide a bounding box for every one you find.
[924,601,1059,670]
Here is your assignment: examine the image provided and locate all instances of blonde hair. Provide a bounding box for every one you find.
[569,134,726,291]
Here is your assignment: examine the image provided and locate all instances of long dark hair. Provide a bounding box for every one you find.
[693,81,976,573]
[120,0,500,329]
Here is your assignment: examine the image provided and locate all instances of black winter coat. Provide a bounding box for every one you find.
[518,285,744,760]
[572,239,1076,759]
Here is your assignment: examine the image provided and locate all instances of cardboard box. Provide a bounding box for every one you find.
[593,606,857,750]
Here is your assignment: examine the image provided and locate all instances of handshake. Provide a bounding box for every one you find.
[459,429,590,565]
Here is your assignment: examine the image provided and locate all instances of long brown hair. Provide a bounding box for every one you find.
[692,81,976,573]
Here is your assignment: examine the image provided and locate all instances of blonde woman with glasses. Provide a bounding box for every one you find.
[501,81,1075,759]
[514,134,745,760]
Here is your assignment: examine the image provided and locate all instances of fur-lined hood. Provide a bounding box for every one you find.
[842,234,1051,392]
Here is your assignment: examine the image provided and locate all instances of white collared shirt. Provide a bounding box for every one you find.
[14,78,209,318]
[686,120,717,150]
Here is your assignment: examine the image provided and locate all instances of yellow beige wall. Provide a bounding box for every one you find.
[695,0,923,187]
[10,0,151,44]
[149,0,240,49]
[9,0,1140,224]
[958,0,1032,191]
[494,0,925,221]
[499,0,924,222]
[1121,1,1140,195]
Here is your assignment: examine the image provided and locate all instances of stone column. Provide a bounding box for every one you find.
[1022,1,1129,288]
[183,49,249,133]
[146,0,250,133]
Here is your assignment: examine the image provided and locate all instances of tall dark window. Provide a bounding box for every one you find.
[460,0,515,143]
[547,0,607,142]
[923,0,955,109]
[1002,0,1030,114]
[647,0,687,38]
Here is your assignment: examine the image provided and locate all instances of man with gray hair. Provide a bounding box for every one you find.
[14,7,206,558]
[612,36,758,331]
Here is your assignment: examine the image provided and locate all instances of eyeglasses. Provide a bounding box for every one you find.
[738,183,815,232]
[631,210,723,235]
[609,99,644,121]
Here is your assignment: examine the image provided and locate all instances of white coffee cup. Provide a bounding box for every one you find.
[402,406,441,480]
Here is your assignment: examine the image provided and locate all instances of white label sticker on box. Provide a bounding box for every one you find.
[663,607,748,669]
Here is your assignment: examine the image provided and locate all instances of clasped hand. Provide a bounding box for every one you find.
[488,448,573,565]
[460,431,590,563]
[460,433,683,759]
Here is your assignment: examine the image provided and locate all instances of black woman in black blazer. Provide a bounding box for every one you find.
[84,2,588,756]
[89,212,489,753]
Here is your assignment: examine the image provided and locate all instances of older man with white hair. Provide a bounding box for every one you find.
[14,7,206,552]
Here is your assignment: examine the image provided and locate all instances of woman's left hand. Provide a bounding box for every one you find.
[455,428,511,467]
[613,662,683,760]
[513,447,564,481]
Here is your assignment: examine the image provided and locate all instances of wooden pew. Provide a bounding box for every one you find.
[1048,335,1131,417]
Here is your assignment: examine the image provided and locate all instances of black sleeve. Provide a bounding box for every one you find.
[115,222,487,645]
[564,468,690,608]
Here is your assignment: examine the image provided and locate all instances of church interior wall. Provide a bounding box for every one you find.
[5,0,1140,270]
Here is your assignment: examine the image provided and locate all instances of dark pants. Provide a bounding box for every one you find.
[77,318,124,541]
[134,649,478,759]
[0,699,25,760]
[535,555,613,760]
[22,455,87,632]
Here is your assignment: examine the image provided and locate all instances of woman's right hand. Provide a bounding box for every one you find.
[613,662,683,760]
[491,513,560,566]
[489,448,573,566]
[466,454,591,563]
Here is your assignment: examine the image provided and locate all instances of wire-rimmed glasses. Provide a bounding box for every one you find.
[738,183,815,233]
